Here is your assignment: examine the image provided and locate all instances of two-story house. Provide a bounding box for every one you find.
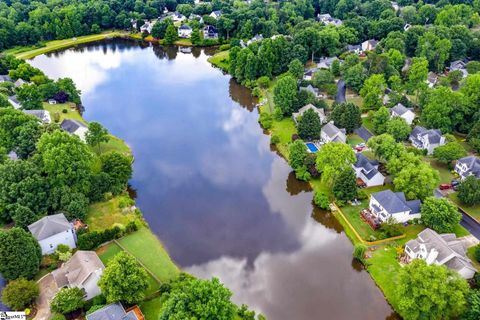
[409,126,445,155]
[352,153,385,187]
[28,213,77,255]
[390,103,416,125]
[178,25,192,38]
[369,190,421,223]
[292,104,326,125]
[455,156,480,180]
[405,228,476,279]
[320,122,346,144]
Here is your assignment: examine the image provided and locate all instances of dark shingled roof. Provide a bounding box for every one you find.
[371,190,420,215]
[60,119,86,133]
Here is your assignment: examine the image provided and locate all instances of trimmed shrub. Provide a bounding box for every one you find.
[270,134,280,144]
[353,244,367,263]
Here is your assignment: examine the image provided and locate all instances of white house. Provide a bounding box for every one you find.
[140,21,153,34]
[352,153,385,187]
[409,126,445,155]
[203,25,218,39]
[209,10,222,19]
[292,104,326,125]
[449,60,468,78]
[317,13,343,26]
[303,69,315,81]
[347,44,362,54]
[7,95,21,109]
[361,39,378,52]
[22,109,52,124]
[178,25,192,38]
[247,34,263,46]
[52,251,105,300]
[455,156,480,180]
[320,121,347,144]
[28,213,77,255]
[14,78,28,88]
[390,103,415,125]
[60,119,89,142]
[405,228,476,279]
[172,12,186,22]
[369,190,421,223]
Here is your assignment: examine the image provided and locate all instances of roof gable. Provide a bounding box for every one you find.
[28,213,71,241]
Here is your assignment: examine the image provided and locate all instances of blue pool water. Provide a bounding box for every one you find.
[306,142,319,153]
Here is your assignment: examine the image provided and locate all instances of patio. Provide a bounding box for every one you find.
[361,209,381,230]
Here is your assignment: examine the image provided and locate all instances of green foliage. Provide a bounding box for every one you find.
[421,197,461,233]
[313,191,330,210]
[50,287,85,314]
[420,86,464,134]
[159,277,236,320]
[393,161,439,200]
[98,252,149,304]
[343,63,366,93]
[464,289,480,320]
[360,74,386,110]
[458,176,480,206]
[312,69,334,90]
[164,24,178,45]
[371,106,390,134]
[50,314,66,320]
[288,140,311,181]
[77,226,125,250]
[256,76,270,88]
[16,84,42,110]
[397,260,469,320]
[407,57,428,97]
[86,122,109,150]
[259,112,273,129]
[353,244,367,262]
[367,134,405,161]
[330,102,362,133]
[100,152,132,195]
[432,142,467,165]
[316,143,356,185]
[270,134,280,144]
[2,278,39,311]
[56,244,72,262]
[273,75,298,116]
[332,169,357,202]
[297,109,321,140]
[288,59,304,79]
[152,19,173,39]
[0,227,41,280]
[474,245,480,263]
[386,117,411,141]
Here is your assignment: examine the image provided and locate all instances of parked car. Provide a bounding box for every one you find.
[355,146,365,152]
[439,183,451,190]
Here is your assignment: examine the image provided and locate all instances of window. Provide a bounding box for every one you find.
[50,244,53,248]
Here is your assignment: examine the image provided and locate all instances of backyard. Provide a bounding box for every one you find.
[86,194,140,231]
[207,50,229,72]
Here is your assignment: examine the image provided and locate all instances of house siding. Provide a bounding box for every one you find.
[38,228,77,255]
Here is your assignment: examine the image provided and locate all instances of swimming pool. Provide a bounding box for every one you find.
[305,142,319,153]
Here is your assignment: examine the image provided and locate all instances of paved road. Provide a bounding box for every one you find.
[335,79,346,104]
[459,208,480,240]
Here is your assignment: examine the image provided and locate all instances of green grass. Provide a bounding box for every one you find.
[341,199,378,240]
[117,228,180,283]
[8,32,125,59]
[174,39,193,46]
[467,246,480,270]
[139,296,166,320]
[362,116,375,133]
[87,195,139,231]
[347,133,364,146]
[448,192,480,221]
[44,102,85,123]
[208,50,230,72]
[270,116,297,157]
[96,241,159,296]
[346,90,364,108]
[424,157,455,184]
[453,224,470,237]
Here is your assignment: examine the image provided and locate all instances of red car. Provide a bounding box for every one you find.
[439,183,451,190]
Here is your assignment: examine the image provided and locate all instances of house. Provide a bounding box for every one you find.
[172,12,186,22]
[369,190,421,223]
[52,251,104,300]
[189,13,202,21]
[247,34,263,45]
[60,119,89,141]
[178,25,192,38]
[299,84,321,98]
[317,13,343,26]
[405,228,476,279]
[203,25,218,39]
[449,60,468,78]
[317,57,338,69]
[347,44,362,54]
[28,213,77,255]
[352,153,385,187]
[209,10,222,19]
[391,1,400,11]
[140,21,153,34]
[409,126,445,155]
[320,121,347,143]
[390,103,415,125]
[14,78,28,88]
[303,69,315,81]
[8,95,21,109]
[403,23,411,31]
[426,72,438,88]
[22,109,52,124]
[455,156,480,180]
[48,98,57,104]
[361,39,378,52]
[86,303,144,320]
[292,104,326,124]
[0,75,11,82]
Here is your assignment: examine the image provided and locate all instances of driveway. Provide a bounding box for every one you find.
[34,274,58,320]
[335,80,346,103]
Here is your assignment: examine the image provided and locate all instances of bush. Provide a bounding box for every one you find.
[258,112,272,129]
[50,314,66,320]
[353,244,367,263]
[125,220,138,233]
[77,226,125,250]
[118,196,134,209]
[257,76,270,89]
[378,221,402,238]
[62,109,67,113]
[50,287,84,314]
[252,87,261,97]
[219,44,230,51]
[474,244,480,263]
[2,278,39,310]
[270,134,280,144]
[90,294,106,307]
[357,190,368,200]
[313,191,330,210]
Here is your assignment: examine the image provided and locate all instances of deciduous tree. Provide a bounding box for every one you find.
[458,176,480,206]
[273,75,298,116]
[297,109,321,140]
[316,143,356,184]
[50,288,85,314]
[421,197,462,233]
[330,102,361,133]
[2,278,39,311]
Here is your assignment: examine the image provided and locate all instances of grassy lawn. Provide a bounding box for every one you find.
[270,116,297,157]
[424,157,455,184]
[117,228,180,283]
[9,31,124,59]
[139,296,166,320]
[449,192,480,221]
[340,199,378,240]
[96,241,159,296]
[174,39,192,46]
[346,90,364,108]
[44,102,84,123]
[347,133,363,147]
[467,247,480,270]
[86,194,139,231]
[362,116,375,133]
[207,50,230,72]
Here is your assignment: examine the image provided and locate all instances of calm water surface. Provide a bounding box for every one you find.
[30,40,395,319]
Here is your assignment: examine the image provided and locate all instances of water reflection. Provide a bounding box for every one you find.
[29,40,395,320]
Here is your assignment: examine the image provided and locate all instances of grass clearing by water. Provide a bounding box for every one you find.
[87,195,139,231]
[208,50,230,72]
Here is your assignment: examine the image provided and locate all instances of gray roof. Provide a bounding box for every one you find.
[391,103,413,116]
[8,95,19,104]
[347,44,361,51]
[354,153,382,181]
[179,24,191,30]
[457,156,480,178]
[52,251,104,289]
[0,75,11,82]
[321,122,346,139]
[28,213,71,241]
[354,126,373,141]
[410,126,443,145]
[22,110,49,122]
[87,303,139,320]
[371,190,420,215]
[14,79,28,87]
[60,119,86,133]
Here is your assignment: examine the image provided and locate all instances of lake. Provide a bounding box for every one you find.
[29,39,395,319]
